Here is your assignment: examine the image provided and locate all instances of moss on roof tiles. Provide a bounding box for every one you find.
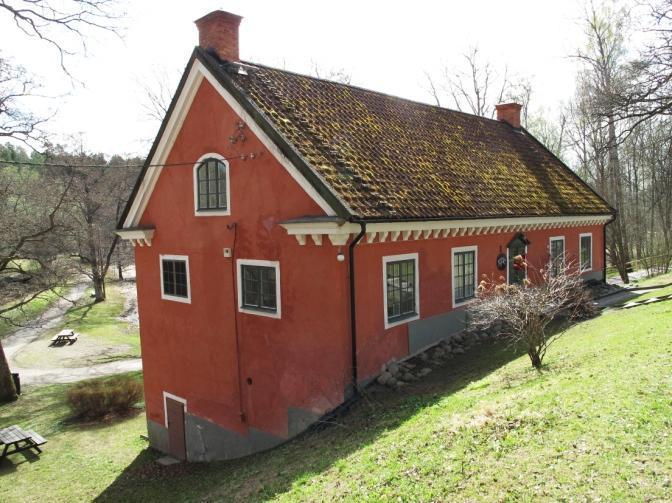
[226,61,613,220]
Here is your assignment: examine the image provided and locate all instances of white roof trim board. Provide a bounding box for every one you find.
[280,214,613,247]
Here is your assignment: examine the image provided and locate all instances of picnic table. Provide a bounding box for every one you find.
[50,329,78,345]
[0,425,47,460]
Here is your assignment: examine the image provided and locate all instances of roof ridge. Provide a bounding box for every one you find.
[237,59,510,129]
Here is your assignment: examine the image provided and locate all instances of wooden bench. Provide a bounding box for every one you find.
[0,425,47,460]
[50,329,79,346]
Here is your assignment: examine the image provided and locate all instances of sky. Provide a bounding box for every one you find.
[2,0,599,157]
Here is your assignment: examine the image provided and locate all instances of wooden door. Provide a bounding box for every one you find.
[166,397,186,460]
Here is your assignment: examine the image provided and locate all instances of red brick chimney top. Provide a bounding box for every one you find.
[495,103,523,129]
[194,10,243,62]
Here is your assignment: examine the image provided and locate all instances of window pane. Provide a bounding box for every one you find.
[162,260,187,298]
[198,166,206,181]
[386,259,416,321]
[454,251,475,303]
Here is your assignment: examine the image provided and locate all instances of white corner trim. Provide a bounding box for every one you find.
[549,236,566,270]
[451,245,479,308]
[163,391,187,428]
[193,152,231,217]
[579,232,593,272]
[382,252,420,329]
[122,60,337,229]
[236,259,281,319]
[160,254,191,304]
[123,67,205,228]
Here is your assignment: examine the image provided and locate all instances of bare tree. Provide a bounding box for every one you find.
[311,62,352,85]
[424,46,531,120]
[571,3,633,283]
[468,257,595,369]
[0,0,122,75]
[47,146,138,302]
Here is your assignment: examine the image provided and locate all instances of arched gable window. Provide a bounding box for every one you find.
[194,156,229,214]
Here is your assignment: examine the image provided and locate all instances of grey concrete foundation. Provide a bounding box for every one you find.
[583,270,604,282]
[408,309,467,354]
[147,405,325,462]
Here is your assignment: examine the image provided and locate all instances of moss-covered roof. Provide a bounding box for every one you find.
[224,59,613,220]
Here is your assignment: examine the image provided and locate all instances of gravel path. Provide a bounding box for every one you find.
[5,281,142,386]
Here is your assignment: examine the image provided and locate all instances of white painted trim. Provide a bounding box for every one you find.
[382,252,420,329]
[163,391,187,428]
[579,232,593,272]
[451,245,479,308]
[549,236,566,273]
[115,228,154,247]
[159,254,191,304]
[236,259,281,319]
[280,214,613,247]
[123,68,205,228]
[193,153,231,216]
[122,60,337,229]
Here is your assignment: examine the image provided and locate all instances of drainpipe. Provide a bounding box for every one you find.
[348,219,367,396]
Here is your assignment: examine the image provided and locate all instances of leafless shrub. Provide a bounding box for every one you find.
[468,256,597,369]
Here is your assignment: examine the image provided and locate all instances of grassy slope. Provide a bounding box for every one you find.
[12,282,140,368]
[1,295,671,502]
[0,289,64,339]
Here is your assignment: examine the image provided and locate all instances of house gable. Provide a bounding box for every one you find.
[119,51,348,231]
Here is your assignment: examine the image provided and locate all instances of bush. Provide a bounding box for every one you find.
[66,376,143,420]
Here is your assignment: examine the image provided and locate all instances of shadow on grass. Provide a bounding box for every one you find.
[67,301,96,323]
[94,339,527,502]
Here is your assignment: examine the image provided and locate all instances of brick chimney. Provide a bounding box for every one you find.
[495,103,522,129]
[194,10,243,62]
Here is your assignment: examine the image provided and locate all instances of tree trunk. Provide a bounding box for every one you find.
[0,342,17,403]
[92,273,105,302]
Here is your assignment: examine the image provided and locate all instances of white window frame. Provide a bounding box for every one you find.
[236,259,281,319]
[160,254,191,304]
[162,391,187,428]
[193,152,231,216]
[451,245,479,308]
[549,236,566,274]
[579,232,593,272]
[382,252,420,329]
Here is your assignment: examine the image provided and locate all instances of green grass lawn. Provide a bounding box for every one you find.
[1,292,671,502]
[0,288,64,339]
[12,282,140,368]
[634,271,672,287]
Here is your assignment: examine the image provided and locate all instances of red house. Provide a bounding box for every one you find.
[117,10,614,461]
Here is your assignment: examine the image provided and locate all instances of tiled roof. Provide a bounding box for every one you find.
[222,57,613,220]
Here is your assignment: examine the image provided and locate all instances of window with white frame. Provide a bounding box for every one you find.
[452,246,477,306]
[160,255,190,303]
[383,253,419,328]
[237,259,281,318]
[580,233,592,271]
[549,236,565,277]
[194,154,230,215]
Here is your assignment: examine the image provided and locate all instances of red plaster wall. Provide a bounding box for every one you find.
[353,224,605,380]
[135,78,351,438]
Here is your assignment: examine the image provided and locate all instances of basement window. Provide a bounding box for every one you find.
[383,253,419,328]
[160,255,190,303]
[580,233,593,272]
[452,246,478,307]
[237,259,281,318]
[549,236,566,277]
